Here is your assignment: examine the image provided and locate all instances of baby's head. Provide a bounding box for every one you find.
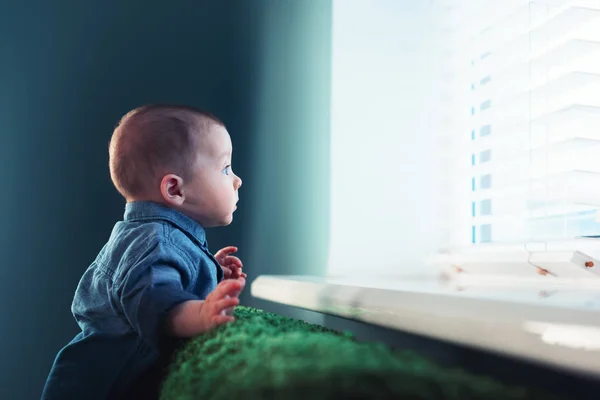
[109,104,242,227]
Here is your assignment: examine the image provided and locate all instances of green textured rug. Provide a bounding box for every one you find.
[160,306,559,400]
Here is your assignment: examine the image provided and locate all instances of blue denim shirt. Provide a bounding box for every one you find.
[41,201,224,400]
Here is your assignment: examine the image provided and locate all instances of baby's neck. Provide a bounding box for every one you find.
[126,192,163,205]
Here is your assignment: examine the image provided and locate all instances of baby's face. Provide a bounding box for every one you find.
[179,124,242,227]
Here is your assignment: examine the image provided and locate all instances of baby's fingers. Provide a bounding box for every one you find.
[231,266,243,279]
[215,246,238,258]
[216,296,240,313]
[224,256,243,268]
[211,314,235,326]
[215,278,246,298]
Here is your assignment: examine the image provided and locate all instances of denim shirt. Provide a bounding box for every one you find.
[41,201,224,400]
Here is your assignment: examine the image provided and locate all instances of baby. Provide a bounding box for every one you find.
[41,104,246,400]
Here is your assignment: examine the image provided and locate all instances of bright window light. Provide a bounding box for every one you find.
[328,0,600,278]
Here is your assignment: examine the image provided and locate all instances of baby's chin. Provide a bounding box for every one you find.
[181,207,234,227]
[207,213,234,228]
[221,213,234,226]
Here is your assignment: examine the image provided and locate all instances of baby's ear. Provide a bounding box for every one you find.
[160,174,185,206]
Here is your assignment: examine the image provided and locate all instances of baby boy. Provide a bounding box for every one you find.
[41,104,246,399]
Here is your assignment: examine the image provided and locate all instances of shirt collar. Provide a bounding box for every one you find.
[123,201,207,246]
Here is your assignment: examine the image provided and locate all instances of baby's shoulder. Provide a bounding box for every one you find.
[112,219,204,264]
[105,220,168,258]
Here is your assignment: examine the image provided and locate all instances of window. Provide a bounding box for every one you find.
[480,99,492,111]
[480,124,491,137]
[480,174,492,190]
[479,149,492,163]
[480,224,492,243]
[327,0,600,278]
[480,199,492,215]
[434,0,600,274]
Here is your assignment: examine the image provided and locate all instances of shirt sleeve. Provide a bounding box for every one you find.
[116,240,200,344]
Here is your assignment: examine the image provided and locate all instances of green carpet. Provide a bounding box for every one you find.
[160,306,560,400]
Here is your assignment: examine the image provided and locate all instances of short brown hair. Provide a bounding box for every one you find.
[109,104,224,200]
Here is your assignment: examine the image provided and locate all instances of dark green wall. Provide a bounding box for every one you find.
[0,1,331,398]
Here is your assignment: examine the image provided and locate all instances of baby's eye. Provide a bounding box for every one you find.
[222,165,231,175]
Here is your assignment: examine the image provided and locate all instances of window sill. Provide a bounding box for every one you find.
[250,275,600,378]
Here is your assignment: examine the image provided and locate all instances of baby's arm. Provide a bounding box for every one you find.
[117,242,245,344]
[166,278,245,338]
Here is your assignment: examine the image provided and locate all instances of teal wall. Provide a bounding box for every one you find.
[0,1,331,398]
[245,3,332,282]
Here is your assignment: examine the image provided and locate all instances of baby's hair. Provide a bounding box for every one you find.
[109,104,225,200]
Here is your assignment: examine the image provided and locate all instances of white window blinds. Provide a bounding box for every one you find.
[327,0,600,279]
[437,0,600,248]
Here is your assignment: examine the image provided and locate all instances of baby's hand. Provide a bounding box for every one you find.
[214,246,247,279]
[199,278,246,330]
